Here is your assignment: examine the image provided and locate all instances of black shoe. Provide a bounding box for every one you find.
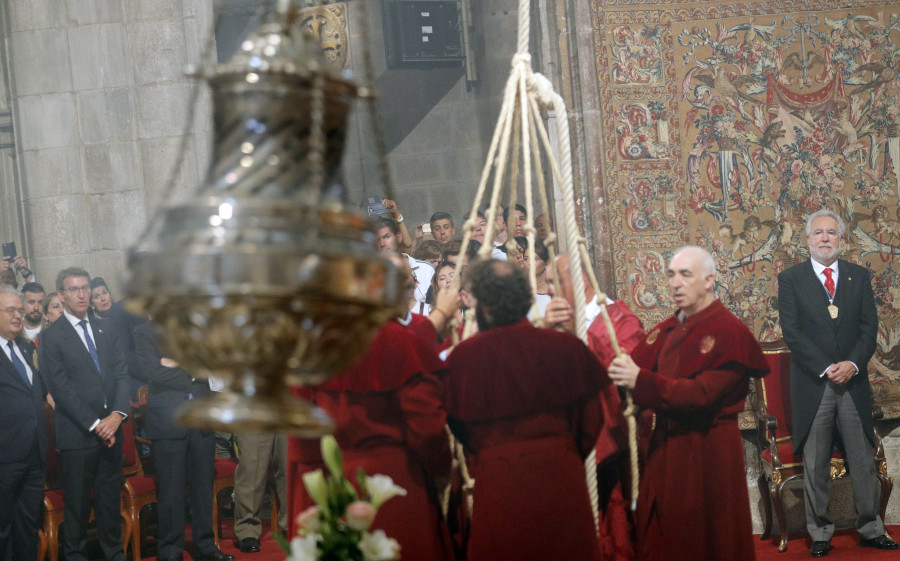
[238,537,262,553]
[194,549,236,561]
[860,535,899,550]
[810,541,831,557]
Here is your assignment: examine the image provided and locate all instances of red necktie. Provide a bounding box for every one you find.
[824,267,835,297]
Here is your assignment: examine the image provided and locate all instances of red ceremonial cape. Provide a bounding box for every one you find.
[445,320,605,421]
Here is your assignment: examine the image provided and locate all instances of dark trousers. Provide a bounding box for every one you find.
[59,443,126,561]
[0,449,45,561]
[153,430,217,558]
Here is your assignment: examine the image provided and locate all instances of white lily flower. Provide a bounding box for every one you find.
[360,529,401,561]
[287,535,318,561]
[321,434,344,479]
[301,469,329,511]
[364,474,407,509]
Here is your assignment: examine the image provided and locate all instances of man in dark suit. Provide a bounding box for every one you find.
[134,321,234,561]
[0,285,47,561]
[779,209,898,557]
[39,267,130,561]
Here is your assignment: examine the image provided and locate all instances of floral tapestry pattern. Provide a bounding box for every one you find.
[591,0,900,416]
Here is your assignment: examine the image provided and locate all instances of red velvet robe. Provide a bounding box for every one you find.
[287,322,452,561]
[445,320,614,561]
[587,300,645,561]
[630,300,768,561]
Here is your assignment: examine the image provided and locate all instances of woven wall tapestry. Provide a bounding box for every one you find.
[590,0,900,415]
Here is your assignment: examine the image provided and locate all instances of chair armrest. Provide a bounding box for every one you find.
[765,414,779,436]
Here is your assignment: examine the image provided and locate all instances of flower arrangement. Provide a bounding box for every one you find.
[277,435,405,561]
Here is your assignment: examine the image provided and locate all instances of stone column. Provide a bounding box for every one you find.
[5,0,213,292]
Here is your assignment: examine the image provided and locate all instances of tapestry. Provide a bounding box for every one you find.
[590,0,900,417]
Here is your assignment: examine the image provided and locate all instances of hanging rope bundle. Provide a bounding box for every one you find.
[441,0,648,531]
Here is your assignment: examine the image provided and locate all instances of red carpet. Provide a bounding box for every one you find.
[142,522,900,560]
[160,519,287,561]
[754,526,900,561]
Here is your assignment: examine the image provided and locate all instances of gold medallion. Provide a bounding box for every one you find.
[828,304,839,319]
[700,335,715,354]
[646,329,659,345]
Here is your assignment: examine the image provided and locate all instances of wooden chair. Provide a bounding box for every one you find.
[757,340,893,552]
[120,412,157,561]
[213,457,237,546]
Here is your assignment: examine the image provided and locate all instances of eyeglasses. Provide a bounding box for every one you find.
[64,286,91,295]
[1,307,25,316]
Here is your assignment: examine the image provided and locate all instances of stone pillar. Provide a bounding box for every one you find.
[4,0,213,293]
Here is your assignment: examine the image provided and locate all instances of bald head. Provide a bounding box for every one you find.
[667,246,717,317]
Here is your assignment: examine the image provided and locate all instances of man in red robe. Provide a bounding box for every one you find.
[545,253,644,561]
[608,246,768,561]
[287,319,452,561]
[445,259,618,561]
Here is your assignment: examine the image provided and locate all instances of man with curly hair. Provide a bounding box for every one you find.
[444,259,618,561]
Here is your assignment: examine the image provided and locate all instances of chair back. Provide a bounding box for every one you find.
[120,414,143,477]
[760,340,792,439]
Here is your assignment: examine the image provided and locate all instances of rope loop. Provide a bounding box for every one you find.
[543,232,558,246]
[463,218,478,233]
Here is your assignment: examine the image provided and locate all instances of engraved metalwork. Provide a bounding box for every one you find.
[299,4,348,68]
[126,5,403,436]
[829,458,847,480]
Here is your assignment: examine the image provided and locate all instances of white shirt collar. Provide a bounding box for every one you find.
[63,309,89,328]
[810,259,838,281]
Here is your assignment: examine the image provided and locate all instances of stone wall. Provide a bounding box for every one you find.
[2,0,214,295]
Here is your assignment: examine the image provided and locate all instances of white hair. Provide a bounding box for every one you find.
[0,284,23,302]
[672,245,716,278]
[805,209,845,237]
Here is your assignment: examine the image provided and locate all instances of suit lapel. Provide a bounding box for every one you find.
[91,321,106,374]
[1,338,35,389]
[831,259,850,329]
[59,318,102,377]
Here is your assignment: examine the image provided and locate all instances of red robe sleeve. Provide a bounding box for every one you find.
[587,300,645,368]
[399,373,452,480]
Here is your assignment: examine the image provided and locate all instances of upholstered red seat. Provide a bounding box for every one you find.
[757,340,892,552]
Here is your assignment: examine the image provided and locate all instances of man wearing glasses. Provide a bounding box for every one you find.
[0,284,47,561]
[39,267,130,561]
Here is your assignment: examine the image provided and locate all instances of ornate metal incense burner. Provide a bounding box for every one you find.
[126,4,403,435]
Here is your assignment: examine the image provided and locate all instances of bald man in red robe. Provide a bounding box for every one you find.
[608,246,768,561]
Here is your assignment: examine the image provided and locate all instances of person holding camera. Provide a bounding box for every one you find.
[2,242,36,290]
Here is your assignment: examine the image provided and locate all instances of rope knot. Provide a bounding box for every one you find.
[511,53,531,71]
[463,219,477,233]
[543,232,557,246]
